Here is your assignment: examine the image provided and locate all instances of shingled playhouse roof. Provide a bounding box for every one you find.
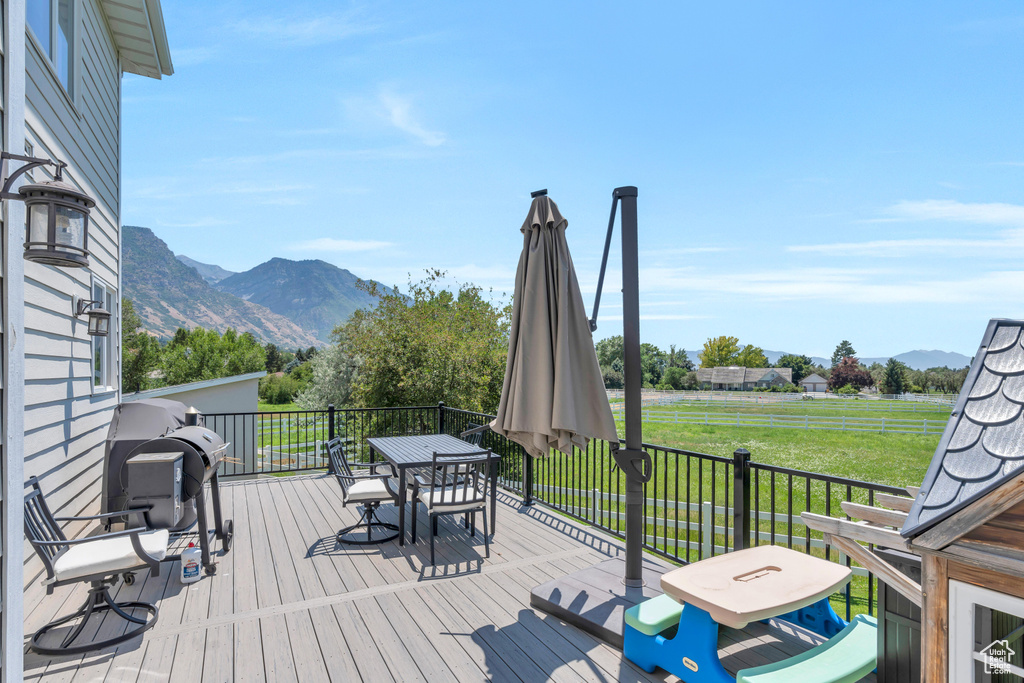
[902,319,1024,539]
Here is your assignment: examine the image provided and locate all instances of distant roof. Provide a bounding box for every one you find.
[100,0,174,79]
[696,367,792,383]
[123,371,266,402]
[801,373,828,384]
[903,319,1024,539]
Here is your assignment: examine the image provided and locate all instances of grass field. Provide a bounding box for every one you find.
[650,397,951,422]
[634,421,940,487]
[258,401,301,412]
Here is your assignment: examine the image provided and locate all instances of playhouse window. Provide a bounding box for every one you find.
[950,580,1024,681]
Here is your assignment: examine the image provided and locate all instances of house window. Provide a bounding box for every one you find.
[91,278,116,392]
[950,579,1024,681]
[26,0,73,95]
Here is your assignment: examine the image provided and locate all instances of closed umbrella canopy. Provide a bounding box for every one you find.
[490,195,620,458]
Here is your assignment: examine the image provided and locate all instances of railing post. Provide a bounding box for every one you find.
[438,401,445,435]
[732,448,751,551]
[522,450,534,506]
[327,404,335,474]
[701,501,713,558]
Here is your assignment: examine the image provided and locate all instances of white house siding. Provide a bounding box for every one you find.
[20,0,121,605]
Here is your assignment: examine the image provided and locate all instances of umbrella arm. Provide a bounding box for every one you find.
[613,447,652,484]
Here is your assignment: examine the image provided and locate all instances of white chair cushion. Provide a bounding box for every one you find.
[419,486,486,513]
[52,529,169,582]
[345,478,393,503]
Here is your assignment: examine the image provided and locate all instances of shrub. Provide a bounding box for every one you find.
[837,383,859,395]
[259,373,302,404]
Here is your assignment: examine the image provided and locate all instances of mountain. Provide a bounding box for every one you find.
[215,258,387,342]
[890,350,972,370]
[176,255,235,284]
[122,226,320,348]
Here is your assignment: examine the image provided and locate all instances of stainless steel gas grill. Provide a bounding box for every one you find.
[103,398,234,576]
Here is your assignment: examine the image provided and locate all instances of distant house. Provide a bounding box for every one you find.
[800,373,828,392]
[696,367,793,390]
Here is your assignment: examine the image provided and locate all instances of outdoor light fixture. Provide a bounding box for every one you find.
[74,297,111,337]
[1,152,96,268]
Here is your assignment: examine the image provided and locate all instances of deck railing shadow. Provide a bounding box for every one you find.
[208,403,906,618]
[461,612,672,683]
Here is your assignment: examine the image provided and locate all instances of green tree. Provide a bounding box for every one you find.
[775,354,813,383]
[640,343,667,386]
[321,271,510,413]
[881,358,909,395]
[296,327,361,408]
[161,327,266,386]
[699,336,740,368]
[662,366,689,390]
[667,345,694,371]
[735,345,768,368]
[121,297,161,393]
[265,343,284,373]
[832,340,856,367]
[595,336,624,369]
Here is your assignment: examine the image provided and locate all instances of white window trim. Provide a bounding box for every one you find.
[90,275,117,395]
[24,0,79,114]
[950,579,1024,681]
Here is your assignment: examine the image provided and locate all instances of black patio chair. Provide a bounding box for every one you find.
[24,477,168,655]
[410,450,492,565]
[462,422,485,447]
[328,437,401,544]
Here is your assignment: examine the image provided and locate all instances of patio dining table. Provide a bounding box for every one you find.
[366,434,501,546]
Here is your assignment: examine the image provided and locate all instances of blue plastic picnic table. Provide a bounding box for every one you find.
[624,545,853,683]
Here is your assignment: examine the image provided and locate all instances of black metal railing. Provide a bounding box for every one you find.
[208,402,908,617]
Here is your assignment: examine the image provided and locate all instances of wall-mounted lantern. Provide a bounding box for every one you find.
[73,297,111,337]
[1,152,96,268]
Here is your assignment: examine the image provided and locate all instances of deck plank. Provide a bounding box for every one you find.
[233,620,265,683]
[306,604,362,682]
[259,614,297,682]
[232,482,260,615]
[27,474,872,683]
[201,623,233,682]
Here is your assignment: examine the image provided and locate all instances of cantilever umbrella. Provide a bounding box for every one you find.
[489,193,620,460]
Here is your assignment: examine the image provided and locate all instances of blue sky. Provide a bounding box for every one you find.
[121,2,1024,359]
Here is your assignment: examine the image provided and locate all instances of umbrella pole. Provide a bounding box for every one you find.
[615,186,649,587]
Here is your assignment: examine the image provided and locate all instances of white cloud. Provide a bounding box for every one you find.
[235,12,377,46]
[378,92,446,146]
[787,230,1024,257]
[344,89,446,147]
[288,238,393,252]
[789,200,1024,256]
[639,266,1024,305]
[885,199,1024,226]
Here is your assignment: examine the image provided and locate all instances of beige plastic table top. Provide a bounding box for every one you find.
[659,545,852,629]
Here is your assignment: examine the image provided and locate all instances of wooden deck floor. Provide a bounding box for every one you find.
[23,475,872,682]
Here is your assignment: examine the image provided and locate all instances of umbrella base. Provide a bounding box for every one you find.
[529,556,672,650]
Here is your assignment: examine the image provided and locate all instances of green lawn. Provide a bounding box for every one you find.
[258,401,301,412]
[647,398,950,422]
[634,421,939,487]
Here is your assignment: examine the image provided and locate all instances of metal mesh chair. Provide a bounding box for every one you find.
[23,477,167,655]
[328,437,401,544]
[411,450,492,565]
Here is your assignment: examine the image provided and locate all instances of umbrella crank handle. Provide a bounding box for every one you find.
[612,448,653,484]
